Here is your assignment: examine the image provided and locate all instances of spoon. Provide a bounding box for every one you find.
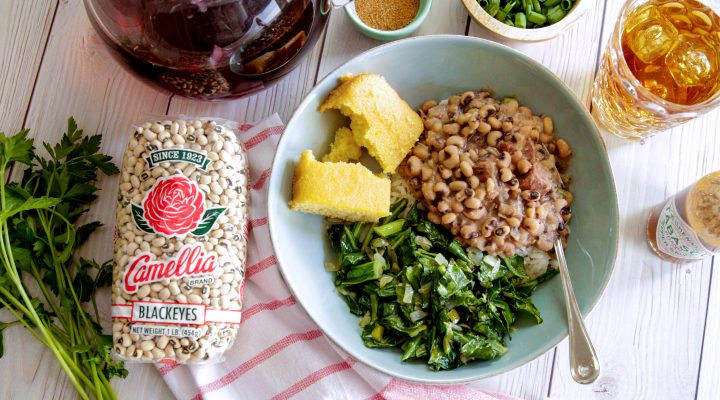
[554,238,600,384]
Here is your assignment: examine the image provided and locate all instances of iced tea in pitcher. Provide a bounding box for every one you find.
[592,0,720,139]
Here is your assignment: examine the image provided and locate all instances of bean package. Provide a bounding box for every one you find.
[112,118,248,363]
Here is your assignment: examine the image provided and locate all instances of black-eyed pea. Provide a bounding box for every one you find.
[480,217,498,237]
[506,217,521,228]
[421,100,438,112]
[434,181,450,195]
[464,197,482,209]
[478,121,492,134]
[479,104,497,119]
[556,139,571,158]
[421,166,433,181]
[428,211,442,224]
[422,182,436,201]
[536,236,554,251]
[537,204,550,219]
[449,180,468,192]
[543,116,554,135]
[408,156,422,177]
[523,218,543,235]
[530,129,540,140]
[459,160,473,177]
[441,213,457,225]
[440,168,453,180]
[443,123,460,135]
[437,200,451,213]
[443,153,460,169]
[451,200,464,213]
[464,209,486,221]
[521,190,541,201]
[446,135,465,148]
[500,168,513,182]
[468,174,480,189]
[487,130,502,147]
[413,144,430,160]
[460,224,479,239]
[488,116,502,130]
[501,120,513,132]
[525,207,536,219]
[539,133,553,144]
[517,159,532,174]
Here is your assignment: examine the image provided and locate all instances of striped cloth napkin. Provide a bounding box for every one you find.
[156,114,519,400]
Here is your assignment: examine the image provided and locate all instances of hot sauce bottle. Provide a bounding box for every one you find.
[647,171,720,263]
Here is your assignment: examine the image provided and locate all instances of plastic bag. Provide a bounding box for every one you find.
[112,117,248,363]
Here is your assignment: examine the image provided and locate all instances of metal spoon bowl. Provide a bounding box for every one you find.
[554,238,601,384]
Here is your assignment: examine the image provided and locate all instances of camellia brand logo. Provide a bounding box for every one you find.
[124,243,217,293]
[131,175,226,237]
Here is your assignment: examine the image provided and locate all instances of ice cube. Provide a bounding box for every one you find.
[666,33,718,87]
[625,9,679,64]
[636,64,675,99]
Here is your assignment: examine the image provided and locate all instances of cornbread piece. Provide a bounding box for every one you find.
[319,73,423,173]
[321,127,363,163]
[289,150,390,222]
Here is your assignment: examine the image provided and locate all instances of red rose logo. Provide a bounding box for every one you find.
[142,175,205,236]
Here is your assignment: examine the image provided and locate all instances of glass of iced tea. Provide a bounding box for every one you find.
[592,0,720,140]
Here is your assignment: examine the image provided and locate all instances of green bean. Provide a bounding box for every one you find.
[479,0,572,28]
[527,10,547,25]
[543,0,561,7]
[532,0,541,13]
[546,5,567,23]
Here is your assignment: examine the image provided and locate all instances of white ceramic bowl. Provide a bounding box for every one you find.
[268,35,618,383]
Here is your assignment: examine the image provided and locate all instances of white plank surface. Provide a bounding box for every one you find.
[0,0,57,133]
[697,257,719,399]
[1,0,720,399]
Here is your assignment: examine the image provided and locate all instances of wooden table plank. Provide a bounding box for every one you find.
[0,0,57,133]
[0,0,174,399]
[697,257,719,399]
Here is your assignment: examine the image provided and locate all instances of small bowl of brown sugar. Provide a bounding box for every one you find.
[344,0,432,41]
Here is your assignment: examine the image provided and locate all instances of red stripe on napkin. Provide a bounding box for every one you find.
[251,168,272,190]
[241,296,296,323]
[247,217,268,232]
[245,255,276,279]
[189,330,324,400]
[244,126,284,150]
[271,357,356,400]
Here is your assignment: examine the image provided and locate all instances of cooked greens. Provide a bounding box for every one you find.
[327,200,557,370]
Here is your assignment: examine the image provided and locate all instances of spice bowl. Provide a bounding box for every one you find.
[461,0,591,41]
[344,0,432,41]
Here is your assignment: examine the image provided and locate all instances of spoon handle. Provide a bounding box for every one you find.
[554,239,601,384]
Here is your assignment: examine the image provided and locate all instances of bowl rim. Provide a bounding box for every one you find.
[267,34,619,383]
[344,0,433,40]
[461,0,592,42]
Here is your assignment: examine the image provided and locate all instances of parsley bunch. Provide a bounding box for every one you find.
[0,118,126,399]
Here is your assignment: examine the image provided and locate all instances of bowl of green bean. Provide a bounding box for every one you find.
[461,0,591,41]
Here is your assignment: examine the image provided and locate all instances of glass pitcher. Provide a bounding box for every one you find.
[84,0,334,100]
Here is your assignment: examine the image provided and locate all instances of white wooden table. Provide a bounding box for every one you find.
[0,1,718,399]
